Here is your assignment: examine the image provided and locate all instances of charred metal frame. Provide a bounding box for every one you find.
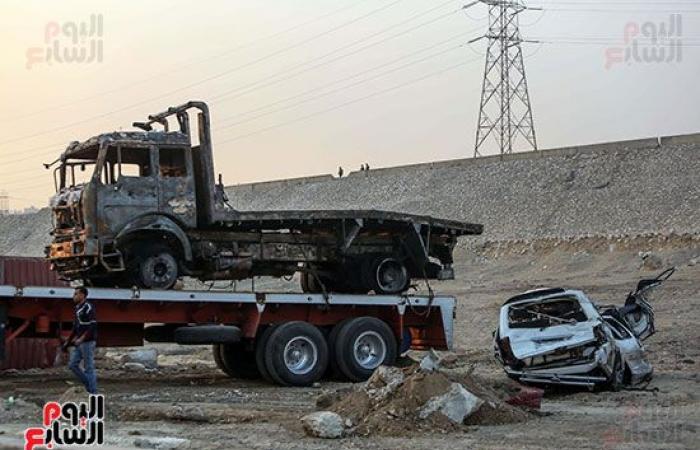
[45,101,482,291]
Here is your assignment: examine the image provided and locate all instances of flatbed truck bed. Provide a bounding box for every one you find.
[0,285,455,386]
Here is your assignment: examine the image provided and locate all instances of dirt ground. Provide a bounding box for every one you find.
[1,236,698,449]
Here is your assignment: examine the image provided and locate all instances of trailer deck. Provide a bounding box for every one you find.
[1,285,455,385]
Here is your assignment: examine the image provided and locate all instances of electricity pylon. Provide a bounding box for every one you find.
[467,0,539,157]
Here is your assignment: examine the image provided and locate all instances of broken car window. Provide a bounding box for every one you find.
[603,317,632,339]
[508,297,588,328]
[159,147,187,178]
[104,146,152,183]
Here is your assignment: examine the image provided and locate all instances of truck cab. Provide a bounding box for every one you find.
[48,103,218,287]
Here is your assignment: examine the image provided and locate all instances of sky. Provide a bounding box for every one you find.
[0,0,698,209]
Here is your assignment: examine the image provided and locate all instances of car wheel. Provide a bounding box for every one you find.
[606,350,625,392]
[263,322,328,386]
[334,317,397,382]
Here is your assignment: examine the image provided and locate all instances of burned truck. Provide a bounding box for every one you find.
[46,101,481,292]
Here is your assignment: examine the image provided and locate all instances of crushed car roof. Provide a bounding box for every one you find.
[503,288,567,305]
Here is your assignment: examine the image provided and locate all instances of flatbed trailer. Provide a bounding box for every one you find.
[0,285,454,386]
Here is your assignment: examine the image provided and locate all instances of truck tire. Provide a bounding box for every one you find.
[333,317,397,382]
[254,325,278,383]
[263,321,328,387]
[174,325,241,345]
[144,324,177,343]
[326,319,352,380]
[132,243,179,290]
[368,256,409,295]
[219,342,260,379]
[212,344,228,374]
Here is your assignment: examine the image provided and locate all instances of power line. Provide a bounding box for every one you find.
[470,0,539,157]
[216,58,478,145]
[530,6,700,13]
[216,44,466,132]
[0,0,376,124]
[216,31,473,127]
[209,0,464,104]
[0,0,464,172]
[0,0,406,148]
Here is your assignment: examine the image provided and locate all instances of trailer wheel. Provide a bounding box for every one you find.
[263,322,328,386]
[255,325,278,383]
[130,243,179,290]
[326,319,352,379]
[219,342,260,379]
[334,317,397,382]
[212,344,229,374]
[369,257,409,294]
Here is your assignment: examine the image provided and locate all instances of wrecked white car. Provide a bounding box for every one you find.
[494,268,674,390]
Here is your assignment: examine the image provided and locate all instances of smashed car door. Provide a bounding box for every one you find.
[617,268,674,341]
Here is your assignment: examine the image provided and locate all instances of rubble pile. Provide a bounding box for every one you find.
[310,360,533,437]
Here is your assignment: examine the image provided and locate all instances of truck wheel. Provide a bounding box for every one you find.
[263,321,328,386]
[369,257,409,294]
[133,244,179,290]
[255,325,278,383]
[212,344,228,374]
[326,319,352,379]
[333,317,397,382]
[219,342,260,379]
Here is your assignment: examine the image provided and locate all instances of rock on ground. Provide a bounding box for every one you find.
[418,382,483,423]
[365,366,405,402]
[123,362,147,372]
[122,348,159,369]
[301,411,344,439]
[133,436,191,449]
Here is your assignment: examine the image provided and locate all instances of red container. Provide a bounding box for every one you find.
[1,257,66,370]
[0,338,61,370]
[0,256,67,287]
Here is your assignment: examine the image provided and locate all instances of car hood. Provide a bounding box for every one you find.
[505,321,598,360]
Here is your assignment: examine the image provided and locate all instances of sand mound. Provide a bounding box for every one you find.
[321,364,532,436]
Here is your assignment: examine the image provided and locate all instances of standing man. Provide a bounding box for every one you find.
[62,287,98,394]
